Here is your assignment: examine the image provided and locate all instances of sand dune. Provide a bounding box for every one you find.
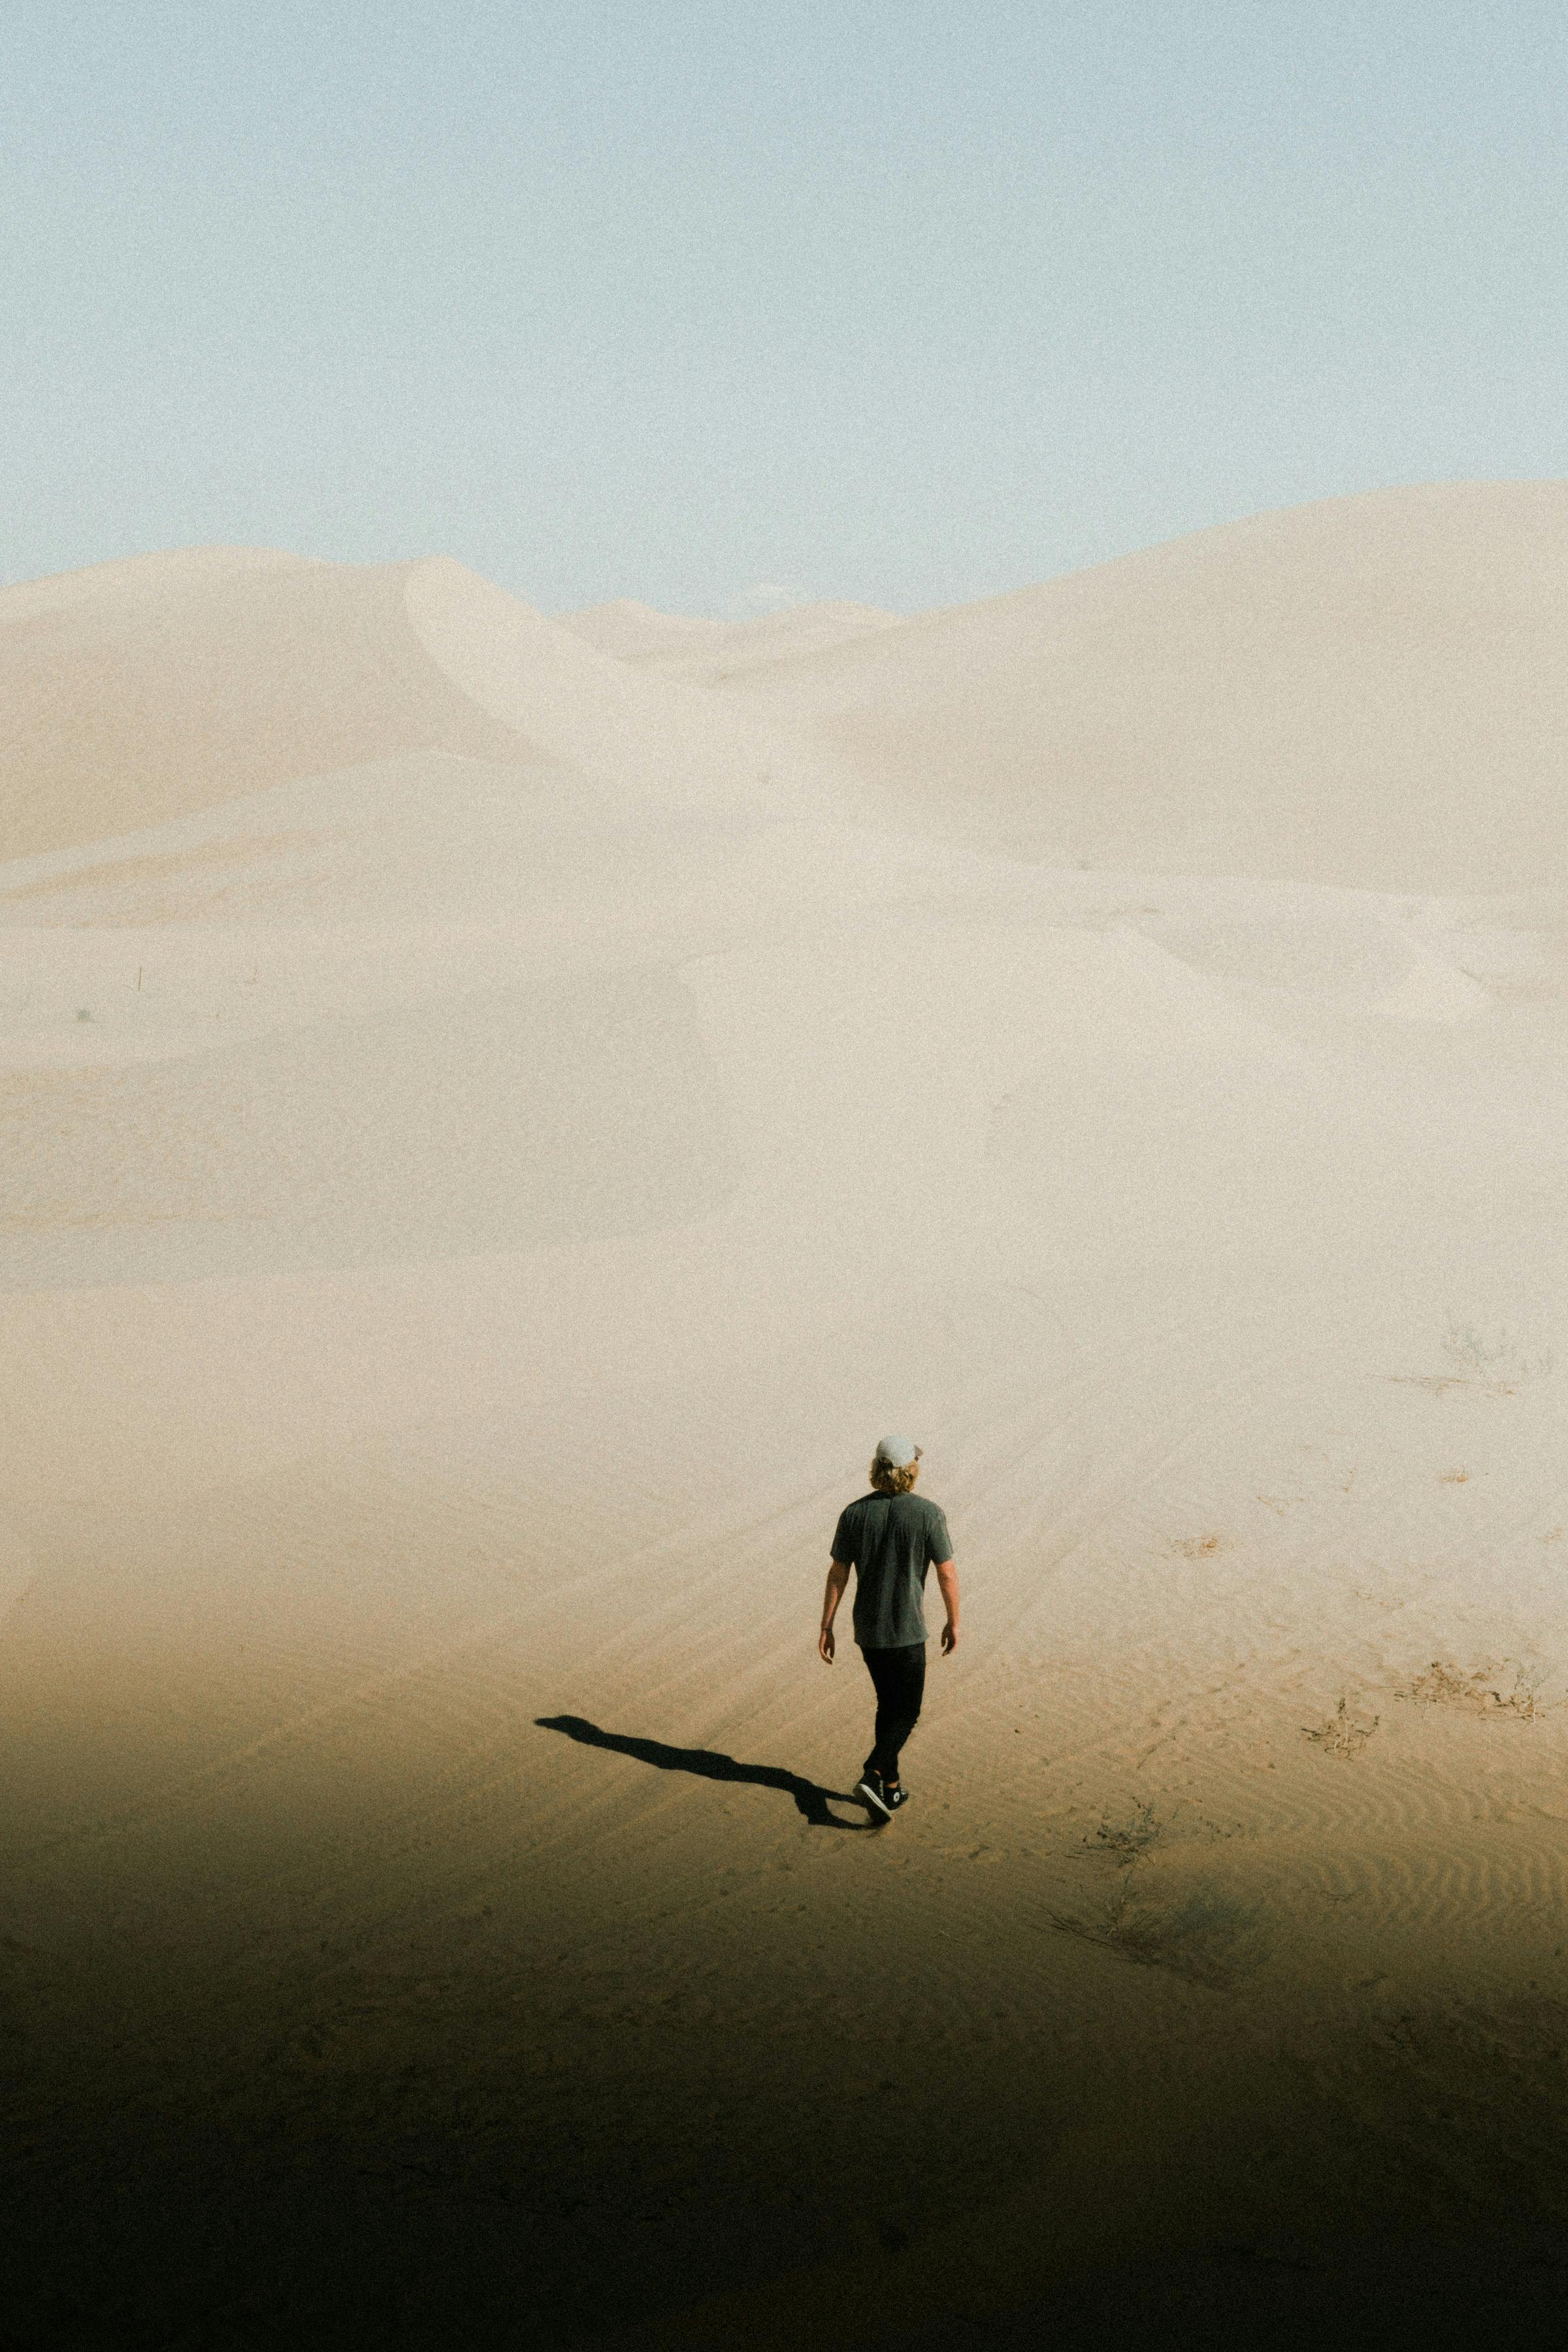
[4,485,1568,2347]
[556,598,738,662]
[707,482,1568,890]
[561,596,900,681]
[0,547,830,864]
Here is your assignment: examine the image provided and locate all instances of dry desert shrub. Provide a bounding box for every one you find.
[1088,1803,1160,1864]
[1443,1318,1554,1385]
[1403,1659,1541,1719]
[1303,1696,1380,1756]
[1055,1804,1266,1987]
[1384,1316,1556,1399]
[1105,1882,1266,1989]
[1051,1872,1266,1990]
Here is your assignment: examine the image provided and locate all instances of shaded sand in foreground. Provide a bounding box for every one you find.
[4,487,1568,2345]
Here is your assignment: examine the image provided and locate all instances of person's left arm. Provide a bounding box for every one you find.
[934,1557,960,1654]
[931,1507,959,1654]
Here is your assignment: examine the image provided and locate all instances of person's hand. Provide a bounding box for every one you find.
[819,1625,836,1664]
[940,1622,959,1656]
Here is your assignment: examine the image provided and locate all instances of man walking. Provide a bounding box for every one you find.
[818,1437,958,1820]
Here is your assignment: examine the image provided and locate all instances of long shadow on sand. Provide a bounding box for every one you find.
[536,1714,873,1829]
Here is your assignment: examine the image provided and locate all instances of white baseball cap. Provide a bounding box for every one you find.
[875,1435,921,1469]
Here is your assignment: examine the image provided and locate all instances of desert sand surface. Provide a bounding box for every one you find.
[4,483,1568,2347]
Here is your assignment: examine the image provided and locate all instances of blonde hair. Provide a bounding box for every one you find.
[869,1456,920,1496]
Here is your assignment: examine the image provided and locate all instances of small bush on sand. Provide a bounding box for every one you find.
[1404,1659,1541,1719]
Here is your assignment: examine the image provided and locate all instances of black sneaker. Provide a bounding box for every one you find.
[857,1773,910,1820]
[857,1771,892,1820]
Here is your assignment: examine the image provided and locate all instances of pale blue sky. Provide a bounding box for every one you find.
[5,2,1565,613]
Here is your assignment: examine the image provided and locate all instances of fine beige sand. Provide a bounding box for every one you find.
[4,483,1568,2347]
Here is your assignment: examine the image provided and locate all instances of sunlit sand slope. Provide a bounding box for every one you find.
[561,596,899,679]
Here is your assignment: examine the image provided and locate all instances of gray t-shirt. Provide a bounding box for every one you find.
[832,1490,953,1650]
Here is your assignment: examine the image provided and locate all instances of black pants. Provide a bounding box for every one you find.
[862,1642,926,1781]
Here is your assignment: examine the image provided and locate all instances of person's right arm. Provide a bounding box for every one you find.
[934,1558,960,1654]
